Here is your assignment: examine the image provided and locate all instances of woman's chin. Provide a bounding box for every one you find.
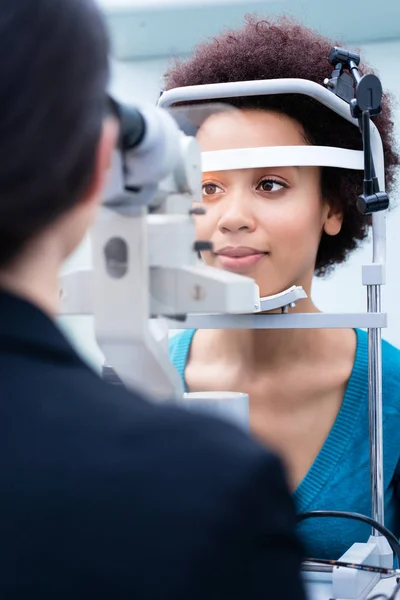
[258,283,293,298]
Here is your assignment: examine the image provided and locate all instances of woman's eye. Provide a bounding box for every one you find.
[202,183,223,196]
[257,179,287,193]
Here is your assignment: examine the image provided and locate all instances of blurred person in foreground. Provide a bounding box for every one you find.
[0,1,306,598]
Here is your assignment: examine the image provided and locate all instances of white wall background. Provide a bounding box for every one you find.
[60,39,400,367]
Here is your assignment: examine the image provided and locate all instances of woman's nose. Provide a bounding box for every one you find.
[217,193,257,234]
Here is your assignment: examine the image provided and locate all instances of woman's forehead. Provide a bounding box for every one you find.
[196,109,307,151]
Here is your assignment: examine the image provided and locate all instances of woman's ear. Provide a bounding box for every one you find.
[323,203,343,237]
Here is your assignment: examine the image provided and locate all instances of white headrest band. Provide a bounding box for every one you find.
[202,145,364,172]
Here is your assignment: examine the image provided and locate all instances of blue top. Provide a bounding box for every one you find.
[169,328,400,559]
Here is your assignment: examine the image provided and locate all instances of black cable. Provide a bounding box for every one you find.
[305,557,398,576]
[298,511,400,564]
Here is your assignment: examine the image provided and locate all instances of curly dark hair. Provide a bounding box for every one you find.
[164,16,399,276]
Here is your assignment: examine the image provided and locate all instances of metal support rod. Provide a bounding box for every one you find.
[362,111,374,196]
[349,60,362,85]
[367,284,384,534]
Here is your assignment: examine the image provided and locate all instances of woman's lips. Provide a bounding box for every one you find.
[216,253,267,271]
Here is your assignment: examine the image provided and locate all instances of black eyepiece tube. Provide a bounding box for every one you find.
[106,96,147,151]
[118,104,147,151]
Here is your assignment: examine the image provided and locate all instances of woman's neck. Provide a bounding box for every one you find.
[202,296,332,371]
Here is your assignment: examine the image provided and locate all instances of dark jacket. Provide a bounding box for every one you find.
[0,290,305,599]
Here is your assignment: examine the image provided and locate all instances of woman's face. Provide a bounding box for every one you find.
[195,109,342,298]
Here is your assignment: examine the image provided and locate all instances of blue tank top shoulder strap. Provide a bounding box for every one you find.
[168,329,196,392]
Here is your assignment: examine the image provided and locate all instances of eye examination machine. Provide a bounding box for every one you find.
[60,47,400,600]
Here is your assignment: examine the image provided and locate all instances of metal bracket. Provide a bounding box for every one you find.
[362,264,386,286]
[256,285,307,313]
[303,542,384,600]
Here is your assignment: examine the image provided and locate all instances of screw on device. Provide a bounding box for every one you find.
[193,240,213,253]
[189,207,206,216]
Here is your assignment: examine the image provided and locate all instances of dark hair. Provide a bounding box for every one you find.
[0,0,109,267]
[164,16,400,276]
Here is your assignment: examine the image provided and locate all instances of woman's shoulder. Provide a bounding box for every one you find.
[356,328,400,409]
[382,334,400,405]
[356,327,400,367]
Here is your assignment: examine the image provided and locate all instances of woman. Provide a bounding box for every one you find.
[166,16,400,559]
